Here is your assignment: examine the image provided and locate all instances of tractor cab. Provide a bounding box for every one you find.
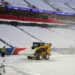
[31,42,45,49]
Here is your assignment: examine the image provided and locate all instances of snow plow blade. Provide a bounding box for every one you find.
[27,56,37,60]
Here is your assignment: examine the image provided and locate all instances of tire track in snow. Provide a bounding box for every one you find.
[6,65,31,75]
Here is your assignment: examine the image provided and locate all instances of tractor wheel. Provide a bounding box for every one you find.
[44,54,50,60]
[37,55,43,60]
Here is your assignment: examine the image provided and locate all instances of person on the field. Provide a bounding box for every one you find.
[0,46,6,57]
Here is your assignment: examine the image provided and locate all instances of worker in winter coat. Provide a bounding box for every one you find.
[0,46,6,75]
[0,46,6,57]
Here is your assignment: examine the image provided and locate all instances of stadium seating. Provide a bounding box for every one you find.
[48,2,75,13]
[67,3,75,10]
[5,0,30,8]
[23,0,55,11]
[2,0,75,14]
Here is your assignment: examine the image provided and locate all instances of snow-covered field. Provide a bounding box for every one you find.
[0,24,75,75]
[5,52,75,75]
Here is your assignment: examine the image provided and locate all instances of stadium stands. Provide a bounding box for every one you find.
[0,0,75,54]
[24,0,55,11]
[0,0,10,5]
[0,24,39,48]
[48,2,75,13]
[67,3,75,10]
[0,0,74,14]
[0,1,2,5]
[5,0,29,8]
[0,24,75,49]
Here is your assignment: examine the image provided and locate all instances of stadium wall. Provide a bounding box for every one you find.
[52,47,75,54]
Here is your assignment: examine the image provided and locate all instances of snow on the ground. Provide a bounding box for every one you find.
[5,52,75,75]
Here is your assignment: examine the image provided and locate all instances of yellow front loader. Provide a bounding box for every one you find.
[27,42,52,60]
